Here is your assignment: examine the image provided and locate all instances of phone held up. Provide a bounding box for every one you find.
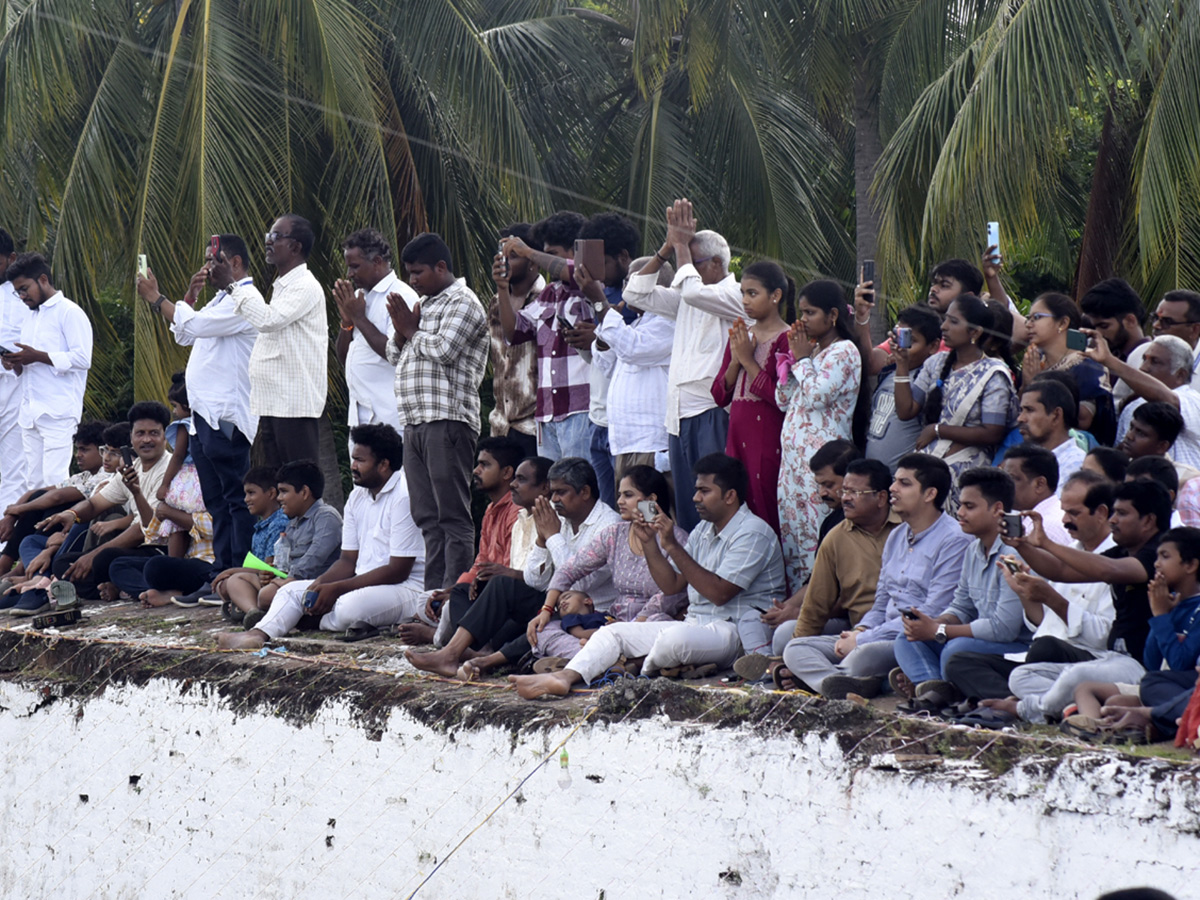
[210,234,221,260]
[986,221,1001,261]
[137,254,148,279]
[637,500,659,522]
[895,327,912,350]
[860,259,875,298]
[1002,511,1024,539]
[1065,328,1091,352]
[120,445,135,468]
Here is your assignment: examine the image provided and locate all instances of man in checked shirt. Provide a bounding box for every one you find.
[387,233,490,590]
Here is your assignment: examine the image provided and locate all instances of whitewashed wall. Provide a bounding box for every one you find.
[1,678,1195,900]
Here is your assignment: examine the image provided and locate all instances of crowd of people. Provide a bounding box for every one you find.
[2,201,1200,753]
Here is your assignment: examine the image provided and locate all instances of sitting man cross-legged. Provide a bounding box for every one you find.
[893,466,1033,712]
[217,424,424,649]
[783,453,973,699]
[510,453,786,699]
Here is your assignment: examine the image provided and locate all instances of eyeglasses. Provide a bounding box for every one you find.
[1028,312,1057,321]
[265,231,294,243]
[1153,314,1197,328]
[841,487,884,497]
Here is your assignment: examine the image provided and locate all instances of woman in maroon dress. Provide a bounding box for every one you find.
[711,261,792,534]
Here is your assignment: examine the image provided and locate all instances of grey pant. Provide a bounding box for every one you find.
[403,420,477,590]
[1010,652,1146,723]
[782,634,898,694]
[769,616,848,656]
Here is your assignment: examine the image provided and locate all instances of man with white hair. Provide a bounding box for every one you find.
[1088,332,1200,467]
[621,199,742,530]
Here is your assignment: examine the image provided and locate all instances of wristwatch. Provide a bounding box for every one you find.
[934,624,948,644]
[151,295,167,312]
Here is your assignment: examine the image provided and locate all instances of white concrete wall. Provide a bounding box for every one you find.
[1,678,1196,900]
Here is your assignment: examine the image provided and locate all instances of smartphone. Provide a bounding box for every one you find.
[902,608,920,621]
[210,234,221,259]
[555,313,574,332]
[120,445,134,468]
[1002,512,1024,539]
[1000,556,1023,575]
[0,346,13,356]
[303,589,320,610]
[895,327,912,350]
[637,500,658,521]
[1066,328,1089,352]
[497,240,508,278]
[986,221,1001,259]
[573,238,605,281]
[861,258,875,288]
[137,254,148,278]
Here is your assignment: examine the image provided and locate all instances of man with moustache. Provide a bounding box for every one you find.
[781,453,973,699]
[943,471,1119,722]
[217,424,424,650]
[1146,289,1200,387]
[332,228,416,438]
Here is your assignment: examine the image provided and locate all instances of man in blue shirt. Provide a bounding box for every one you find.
[894,466,1033,712]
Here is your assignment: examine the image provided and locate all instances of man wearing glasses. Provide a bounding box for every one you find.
[1148,290,1200,389]
[209,215,326,470]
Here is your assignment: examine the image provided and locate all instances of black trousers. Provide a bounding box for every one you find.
[456,576,545,663]
[1141,670,1199,740]
[946,636,1095,700]
[2,491,73,559]
[257,416,321,471]
[53,544,167,599]
[191,417,254,570]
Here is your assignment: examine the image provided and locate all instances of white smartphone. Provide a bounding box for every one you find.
[137,254,148,278]
[637,500,658,521]
[986,221,1001,261]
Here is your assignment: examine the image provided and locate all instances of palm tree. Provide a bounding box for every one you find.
[873,0,1200,306]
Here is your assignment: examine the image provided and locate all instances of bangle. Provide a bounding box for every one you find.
[69,510,80,524]
[540,605,555,615]
[341,322,354,331]
[893,376,911,384]
[854,315,870,326]
[655,250,669,263]
[935,424,941,439]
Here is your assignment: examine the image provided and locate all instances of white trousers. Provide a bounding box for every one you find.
[21,414,77,489]
[565,619,742,684]
[0,378,27,508]
[257,577,425,640]
[1010,653,1146,723]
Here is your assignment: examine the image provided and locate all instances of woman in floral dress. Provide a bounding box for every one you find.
[776,280,864,591]
[711,261,792,535]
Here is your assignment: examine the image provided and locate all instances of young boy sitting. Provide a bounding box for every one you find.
[1066,526,1200,742]
[457,589,608,680]
[214,460,342,627]
[205,467,288,617]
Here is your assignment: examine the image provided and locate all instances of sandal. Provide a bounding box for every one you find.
[532,656,568,674]
[340,621,380,642]
[49,580,78,612]
[888,667,916,700]
[773,665,802,691]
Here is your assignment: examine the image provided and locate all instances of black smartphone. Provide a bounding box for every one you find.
[861,259,875,287]
[1002,512,1024,538]
[556,314,574,331]
[1066,329,1089,352]
[0,346,13,356]
[120,445,134,468]
[902,608,920,621]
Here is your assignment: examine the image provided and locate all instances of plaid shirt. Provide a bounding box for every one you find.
[487,277,545,437]
[387,278,489,432]
[507,279,595,422]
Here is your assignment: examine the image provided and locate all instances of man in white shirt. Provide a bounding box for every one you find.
[1001,445,1071,546]
[1018,378,1086,487]
[0,228,31,508]
[218,424,425,650]
[209,215,327,469]
[619,199,741,530]
[1,253,92,488]
[1146,289,1200,389]
[332,228,415,438]
[137,234,259,570]
[1088,332,1200,467]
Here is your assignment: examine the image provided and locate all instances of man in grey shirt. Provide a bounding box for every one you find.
[511,453,786,699]
[893,466,1033,711]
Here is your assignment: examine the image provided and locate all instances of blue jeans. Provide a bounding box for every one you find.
[19,522,88,568]
[588,422,615,508]
[668,407,730,532]
[537,412,592,462]
[893,634,1031,685]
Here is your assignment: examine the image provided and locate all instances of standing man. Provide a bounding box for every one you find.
[488,223,544,458]
[333,228,415,438]
[0,228,30,508]
[387,233,489,590]
[620,199,741,530]
[1,253,93,488]
[209,214,326,468]
[137,234,259,571]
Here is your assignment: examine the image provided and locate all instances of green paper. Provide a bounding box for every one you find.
[243,552,286,578]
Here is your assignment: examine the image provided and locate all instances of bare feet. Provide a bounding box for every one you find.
[98,582,120,602]
[395,621,436,645]
[981,697,1020,716]
[456,660,481,682]
[508,671,574,700]
[217,629,267,650]
[405,647,462,678]
[1100,706,1153,731]
[140,589,172,608]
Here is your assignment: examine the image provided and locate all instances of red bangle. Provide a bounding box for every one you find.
[341,322,354,332]
[540,605,554,615]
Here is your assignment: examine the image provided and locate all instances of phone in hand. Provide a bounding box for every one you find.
[895,327,912,350]
[303,589,320,610]
[1065,328,1089,352]
[120,445,135,468]
[210,234,221,260]
[999,555,1023,575]
[1002,512,1024,539]
[986,221,1001,260]
[137,254,148,278]
[637,500,659,521]
[861,259,875,292]
[0,346,14,356]
[573,238,605,282]
[555,314,574,332]
[902,608,920,621]
[497,240,508,278]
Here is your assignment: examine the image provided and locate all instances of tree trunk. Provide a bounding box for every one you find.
[1074,103,1134,300]
[852,63,886,343]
